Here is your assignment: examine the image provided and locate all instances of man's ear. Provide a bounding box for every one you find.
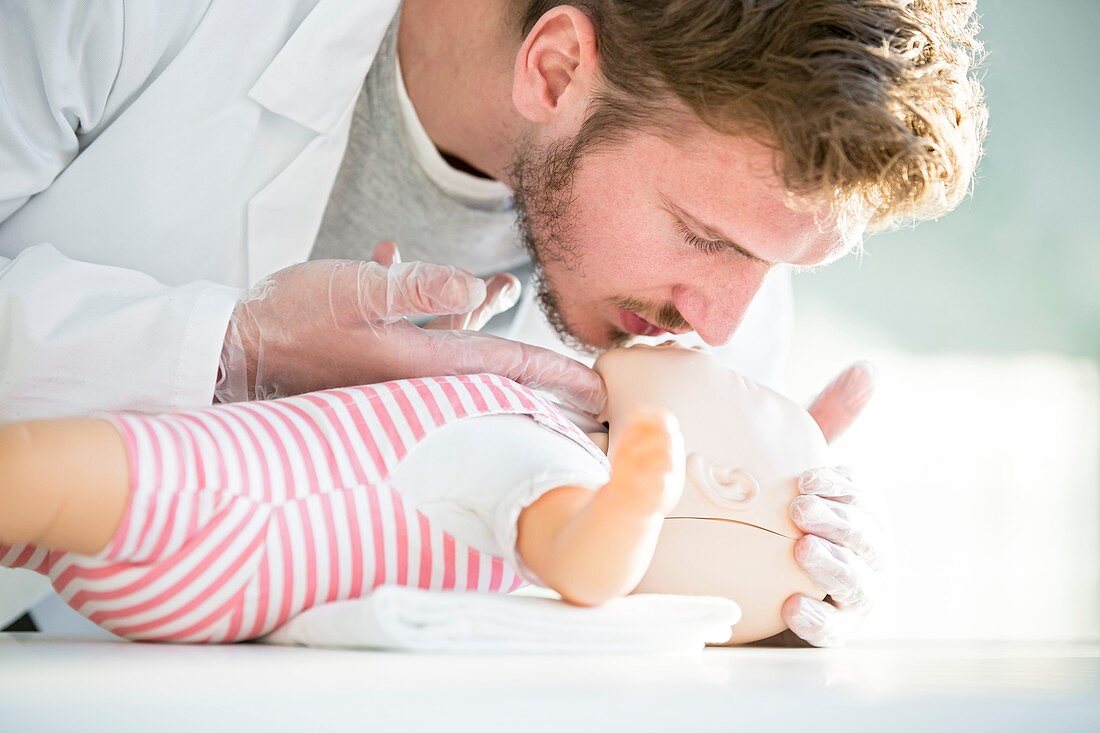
[511,6,599,125]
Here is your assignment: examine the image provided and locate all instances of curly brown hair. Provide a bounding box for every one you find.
[515,0,988,237]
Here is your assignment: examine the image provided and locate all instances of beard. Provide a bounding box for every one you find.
[507,133,632,356]
[507,130,691,354]
[508,133,597,355]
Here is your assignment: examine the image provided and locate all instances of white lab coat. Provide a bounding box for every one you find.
[0,0,793,633]
[0,0,402,422]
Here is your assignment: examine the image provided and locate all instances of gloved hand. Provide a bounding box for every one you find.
[214,242,606,414]
[780,362,888,647]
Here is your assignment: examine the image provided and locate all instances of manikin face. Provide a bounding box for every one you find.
[594,342,829,643]
[511,124,853,354]
[595,342,829,531]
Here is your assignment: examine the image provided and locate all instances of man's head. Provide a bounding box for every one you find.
[501,0,987,352]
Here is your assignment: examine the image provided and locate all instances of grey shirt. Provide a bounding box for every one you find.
[312,11,530,297]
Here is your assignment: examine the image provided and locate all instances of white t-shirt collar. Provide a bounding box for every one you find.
[394,52,513,206]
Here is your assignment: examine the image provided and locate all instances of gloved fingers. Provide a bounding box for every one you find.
[798,466,870,507]
[465,273,521,330]
[486,337,607,416]
[423,273,521,332]
[428,330,607,415]
[806,361,877,444]
[829,464,857,481]
[781,594,863,648]
[370,241,401,266]
[789,494,887,571]
[793,534,877,614]
[344,260,487,323]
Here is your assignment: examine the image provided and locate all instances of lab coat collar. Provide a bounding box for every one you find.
[248,0,401,134]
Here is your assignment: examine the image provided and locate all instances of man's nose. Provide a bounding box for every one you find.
[672,268,770,347]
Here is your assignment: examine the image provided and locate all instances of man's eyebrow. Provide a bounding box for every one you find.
[661,194,778,267]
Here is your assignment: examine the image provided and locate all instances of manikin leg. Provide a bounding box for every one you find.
[0,419,129,556]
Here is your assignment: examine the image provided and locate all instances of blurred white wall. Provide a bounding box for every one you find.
[785,302,1100,641]
[782,1,1100,641]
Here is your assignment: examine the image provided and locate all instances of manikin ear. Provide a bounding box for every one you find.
[686,453,759,510]
[511,6,599,127]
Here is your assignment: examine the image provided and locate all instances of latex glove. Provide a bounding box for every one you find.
[214,242,606,414]
[781,362,888,647]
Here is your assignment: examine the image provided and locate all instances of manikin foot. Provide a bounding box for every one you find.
[601,406,686,519]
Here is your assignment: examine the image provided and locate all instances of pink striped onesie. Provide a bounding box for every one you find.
[0,374,610,643]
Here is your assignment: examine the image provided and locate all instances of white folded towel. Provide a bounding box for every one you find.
[261,587,740,654]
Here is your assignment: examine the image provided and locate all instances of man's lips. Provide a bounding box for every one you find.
[617,309,668,337]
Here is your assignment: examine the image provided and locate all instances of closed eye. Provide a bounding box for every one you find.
[675,220,740,257]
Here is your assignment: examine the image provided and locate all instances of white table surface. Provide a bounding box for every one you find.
[1,635,1097,733]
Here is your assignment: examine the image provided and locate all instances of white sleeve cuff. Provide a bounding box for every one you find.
[171,281,242,409]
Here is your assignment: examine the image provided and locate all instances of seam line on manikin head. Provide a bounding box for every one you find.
[663,516,798,541]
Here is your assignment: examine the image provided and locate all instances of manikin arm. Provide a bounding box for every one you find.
[516,407,684,606]
[0,418,129,555]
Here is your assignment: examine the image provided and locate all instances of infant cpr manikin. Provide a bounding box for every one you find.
[595,343,829,643]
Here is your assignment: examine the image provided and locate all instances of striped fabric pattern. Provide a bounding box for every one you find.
[1,374,605,643]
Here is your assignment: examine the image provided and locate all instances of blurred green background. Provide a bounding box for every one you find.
[794,0,1099,361]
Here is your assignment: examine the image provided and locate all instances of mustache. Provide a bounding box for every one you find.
[615,296,689,332]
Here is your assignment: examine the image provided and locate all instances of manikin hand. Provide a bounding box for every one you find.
[778,362,888,647]
[215,243,606,415]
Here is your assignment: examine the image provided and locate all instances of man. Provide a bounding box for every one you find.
[0,0,986,644]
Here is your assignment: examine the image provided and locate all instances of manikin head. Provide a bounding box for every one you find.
[496,1,986,353]
[594,342,828,643]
